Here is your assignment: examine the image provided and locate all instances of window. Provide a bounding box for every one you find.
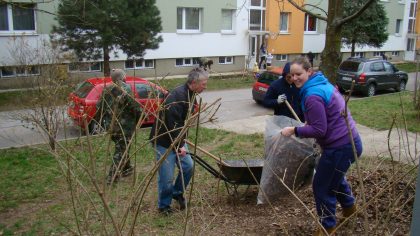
[177,7,201,33]
[392,51,400,56]
[384,62,394,73]
[354,52,365,58]
[219,56,233,64]
[304,13,317,32]
[125,59,154,69]
[249,0,266,31]
[373,52,381,57]
[251,0,266,7]
[279,12,289,33]
[275,54,288,61]
[395,19,402,34]
[175,58,200,67]
[408,1,417,33]
[370,62,385,72]
[221,9,234,32]
[407,38,415,51]
[68,62,102,72]
[134,83,164,99]
[0,65,40,78]
[0,3,36,34]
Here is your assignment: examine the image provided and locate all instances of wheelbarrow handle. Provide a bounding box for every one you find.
[185,140,231,167]
[285,100,302,123]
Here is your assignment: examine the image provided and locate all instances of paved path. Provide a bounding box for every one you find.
[203,115,420,164]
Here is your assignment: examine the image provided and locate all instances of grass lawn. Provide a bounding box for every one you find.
[0,127,265,235]
[0,126,415,235]
[349,91,420,132]
[395,62,419,73]
[0,74,254,112]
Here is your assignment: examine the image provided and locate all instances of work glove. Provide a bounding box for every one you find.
[277,94,287,104]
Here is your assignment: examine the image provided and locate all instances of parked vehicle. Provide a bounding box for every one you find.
[68,76,167,133]
[252,67,283,104]
[336,57,408,97]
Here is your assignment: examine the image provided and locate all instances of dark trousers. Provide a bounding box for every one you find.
[110,133,133,173]
[313,136,363,228]
[259,56,266,69]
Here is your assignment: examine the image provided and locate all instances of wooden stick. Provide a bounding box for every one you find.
[285,100,301,123]
[185,140,230,167]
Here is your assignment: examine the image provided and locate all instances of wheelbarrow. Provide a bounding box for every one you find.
[186,140,264,196]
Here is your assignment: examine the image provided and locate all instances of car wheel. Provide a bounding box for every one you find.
[396,80,406,92]
[366,84,376,97]
[88,118,106,135]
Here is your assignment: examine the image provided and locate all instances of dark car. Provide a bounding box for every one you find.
[68,76,167,134]
[336,57,408,96]
[252,67,283,103]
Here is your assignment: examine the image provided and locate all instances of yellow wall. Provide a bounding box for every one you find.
[265,0,304,54]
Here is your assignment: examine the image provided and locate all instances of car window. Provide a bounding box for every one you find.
[134,83,164,99]
[74,81,94,98]
[370,62,385,72]
[384,62,394,73]
[257,72,279,85]
[339,61,362,72]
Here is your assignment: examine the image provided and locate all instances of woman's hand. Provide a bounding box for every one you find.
[281,127,295,137]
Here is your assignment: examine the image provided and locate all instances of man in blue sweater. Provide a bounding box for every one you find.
[263,62,304,122]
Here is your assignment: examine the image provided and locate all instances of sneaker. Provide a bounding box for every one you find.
[158,207,173,216]
[122,165,134,177]
[173,194,186,210]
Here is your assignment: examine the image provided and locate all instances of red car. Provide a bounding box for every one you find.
[68,76,167,133]
[252,67,283,104]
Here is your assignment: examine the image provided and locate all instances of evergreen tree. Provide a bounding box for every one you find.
[342,0,389,57]
[52,0,162,76]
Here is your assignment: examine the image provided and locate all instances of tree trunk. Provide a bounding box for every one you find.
[319,0,344,84]
[351,40,356,57]
[103,46,110,77]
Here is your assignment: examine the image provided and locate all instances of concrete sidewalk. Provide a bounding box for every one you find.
[203,115,420,164]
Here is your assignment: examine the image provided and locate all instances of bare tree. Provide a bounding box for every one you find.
[285,0,376,83]
[6,37,74,150]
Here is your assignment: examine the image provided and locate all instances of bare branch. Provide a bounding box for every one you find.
[286,0,328,21]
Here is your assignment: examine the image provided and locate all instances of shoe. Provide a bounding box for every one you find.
[173,194,186,210]
[158,207,173,216]
[342,204,357,218]
[122,165,134,177]
[313,226,336,236]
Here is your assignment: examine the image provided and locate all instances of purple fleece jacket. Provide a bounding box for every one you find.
[296,88,359,149]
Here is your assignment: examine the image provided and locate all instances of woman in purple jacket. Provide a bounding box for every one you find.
[281,57,363,234]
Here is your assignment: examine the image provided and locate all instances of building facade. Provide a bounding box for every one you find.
[0,0,419,89]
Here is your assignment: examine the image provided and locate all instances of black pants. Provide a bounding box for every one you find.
[259,56,266,69]
[110,133,133,172]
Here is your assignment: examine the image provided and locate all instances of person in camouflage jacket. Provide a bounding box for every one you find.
[96,69,142,184]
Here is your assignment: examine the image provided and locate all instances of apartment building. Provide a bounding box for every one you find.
[0,0,419,89]
[0,0,249,89]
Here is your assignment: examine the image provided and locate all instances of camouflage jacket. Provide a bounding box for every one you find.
[96,82,142,136]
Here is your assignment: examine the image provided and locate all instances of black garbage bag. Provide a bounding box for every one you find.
[257,116,318,204]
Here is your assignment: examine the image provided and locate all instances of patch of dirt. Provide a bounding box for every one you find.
[1,158,416,235]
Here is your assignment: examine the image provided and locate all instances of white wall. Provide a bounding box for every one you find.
[0,34,51,66]
[111,0,250,61]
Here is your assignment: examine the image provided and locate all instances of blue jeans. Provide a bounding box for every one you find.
[313,136,363,228]
[155,144,194,209]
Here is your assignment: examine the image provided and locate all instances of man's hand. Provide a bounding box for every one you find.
[178,146,187,157]
[277,94,287,104]
[281,127,295,137]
